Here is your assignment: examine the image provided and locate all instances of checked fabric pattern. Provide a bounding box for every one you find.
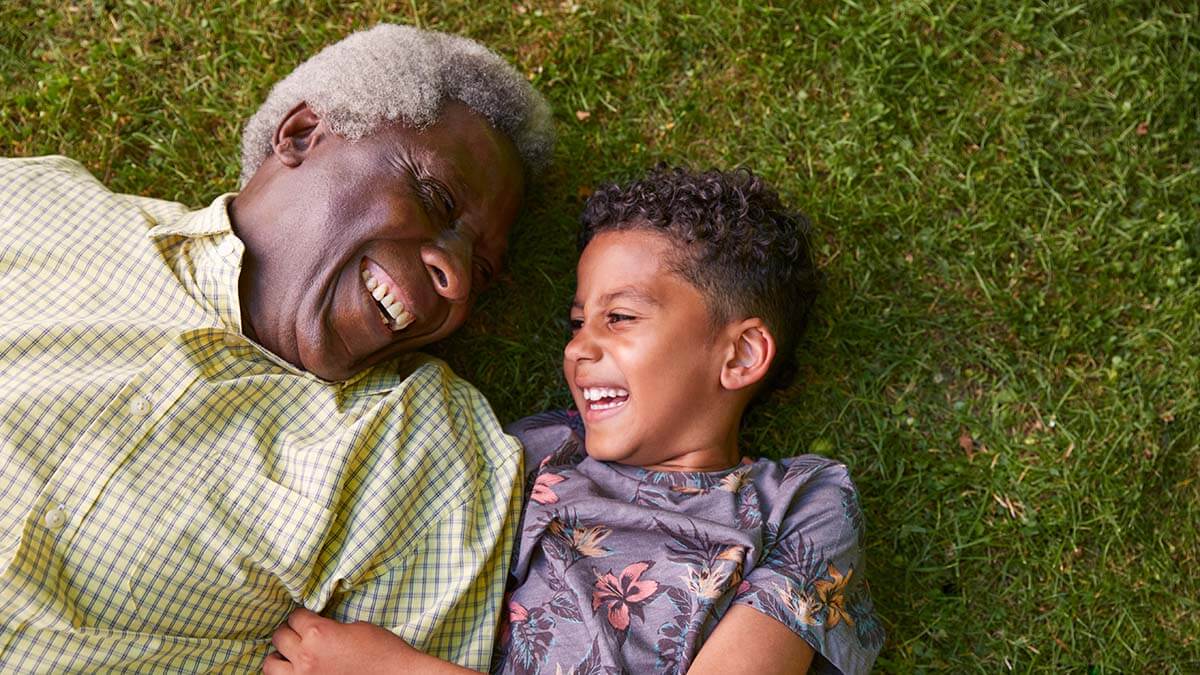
[0,156,523,672]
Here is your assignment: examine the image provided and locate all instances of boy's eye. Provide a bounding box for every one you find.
[568,317,584,333]
[607,313,635,324]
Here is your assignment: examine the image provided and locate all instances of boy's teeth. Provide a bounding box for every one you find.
[582,386,630,401]
[591,400,624,410]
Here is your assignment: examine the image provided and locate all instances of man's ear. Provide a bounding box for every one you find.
[720,318,776,392]
[272,101,323,167]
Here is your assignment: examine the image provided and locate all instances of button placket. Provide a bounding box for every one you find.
[129,396,152,417]
[43,505,68,530]
[217,238,242,266]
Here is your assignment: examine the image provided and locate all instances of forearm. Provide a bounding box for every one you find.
[687,605,813,675]
[389,647,480,675]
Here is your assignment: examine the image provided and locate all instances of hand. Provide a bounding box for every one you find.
[263,607,416,675]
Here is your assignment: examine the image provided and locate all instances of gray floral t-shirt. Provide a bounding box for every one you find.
[492,411,883,674]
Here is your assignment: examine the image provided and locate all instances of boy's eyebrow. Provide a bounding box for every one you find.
[568,284,662,309]
[601,287,661,307]
[570,287,660,310]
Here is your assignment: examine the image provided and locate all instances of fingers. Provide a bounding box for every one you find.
[287,606,323,632]
[262,651,292,675]
[271,622,302,658]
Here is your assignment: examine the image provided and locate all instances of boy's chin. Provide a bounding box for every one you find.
[581,437,635,464]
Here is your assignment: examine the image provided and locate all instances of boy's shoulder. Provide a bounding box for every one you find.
[505,409,586,471]
[773,453,855,485]
[745,453,862,516]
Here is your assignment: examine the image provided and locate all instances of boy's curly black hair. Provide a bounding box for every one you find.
[579,165,821,392]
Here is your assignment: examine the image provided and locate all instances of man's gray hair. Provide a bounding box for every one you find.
[239,24,554,186]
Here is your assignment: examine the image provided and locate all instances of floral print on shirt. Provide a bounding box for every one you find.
[493,411,884,675]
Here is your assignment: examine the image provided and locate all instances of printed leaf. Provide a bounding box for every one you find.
[549,591,584,622]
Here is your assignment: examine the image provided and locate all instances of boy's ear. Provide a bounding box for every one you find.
[720,318,776,392]
[272,101,324,168]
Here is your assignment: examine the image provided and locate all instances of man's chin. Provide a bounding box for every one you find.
[303,340,424,382]
[298,314,463,381]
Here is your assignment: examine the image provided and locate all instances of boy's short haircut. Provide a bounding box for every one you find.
[579,165,821,392]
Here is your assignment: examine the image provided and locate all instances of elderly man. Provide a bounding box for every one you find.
[0,24,552,671]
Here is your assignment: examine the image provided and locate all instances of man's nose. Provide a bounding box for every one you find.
[420,244,470,303]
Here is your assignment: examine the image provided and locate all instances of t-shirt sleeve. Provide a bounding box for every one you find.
[732,459,884,675]
[505,410,586,503]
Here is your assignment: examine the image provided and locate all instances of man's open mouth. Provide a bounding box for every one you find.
[581,386,629,411]
[361,261,416,332]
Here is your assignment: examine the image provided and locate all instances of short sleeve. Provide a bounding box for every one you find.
[505,410,586,503]
[732,459,884,675]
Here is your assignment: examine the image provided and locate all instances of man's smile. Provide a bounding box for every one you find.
[360,257,416,332]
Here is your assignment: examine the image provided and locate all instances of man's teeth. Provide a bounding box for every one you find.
[582,387,629,402]
[361,268,415,331]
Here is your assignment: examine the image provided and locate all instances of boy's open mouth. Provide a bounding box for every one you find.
[581,386,629,411]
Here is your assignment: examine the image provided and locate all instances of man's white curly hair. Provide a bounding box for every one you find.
[239,23,554,186]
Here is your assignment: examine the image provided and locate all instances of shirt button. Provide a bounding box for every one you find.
[223,332,243,347]
[219,239,240,262]
[130,396,151,417]
[43,507,68,530]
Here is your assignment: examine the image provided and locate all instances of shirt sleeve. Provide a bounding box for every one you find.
[312,359,525,672]
[321,496,515,670]
[505,410,586,505]
[732,459,884,675]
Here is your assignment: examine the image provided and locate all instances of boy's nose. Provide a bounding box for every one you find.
[564,327,599,362]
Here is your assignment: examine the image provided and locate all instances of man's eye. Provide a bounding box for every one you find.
[607,313,635,323]
[419,180,455,217]
[568,318,584,333]
[473,259,495,288]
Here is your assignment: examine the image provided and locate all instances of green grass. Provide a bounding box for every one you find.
[3,0,1197,671]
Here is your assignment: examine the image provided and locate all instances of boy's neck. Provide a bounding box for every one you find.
[638,416,744,473]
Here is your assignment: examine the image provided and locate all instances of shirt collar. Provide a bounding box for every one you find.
[148,193,238,239]
[149,193,401,393]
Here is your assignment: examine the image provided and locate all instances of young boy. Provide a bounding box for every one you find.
[265,166,883,674]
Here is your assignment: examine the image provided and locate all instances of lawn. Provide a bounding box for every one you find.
[2,0,1196,671]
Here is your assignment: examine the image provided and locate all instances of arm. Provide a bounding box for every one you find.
[302,361,524,669]
[263,608,477,675]
[687,605,814,675]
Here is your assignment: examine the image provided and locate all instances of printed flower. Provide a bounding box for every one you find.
[775,582,821,626]
[571,524,612,558]
[685,565,727,600]
[718,468,749,493]
[509,599,529,623]
[547,518,613,559]
[531,471,566,504]
[718,545,746,564]
[507,600,556,675]
[814,563,855,627]
[592,561,660,630]
[685,546,746,600]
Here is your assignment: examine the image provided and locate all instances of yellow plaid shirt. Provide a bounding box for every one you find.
[0,156,523,672]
